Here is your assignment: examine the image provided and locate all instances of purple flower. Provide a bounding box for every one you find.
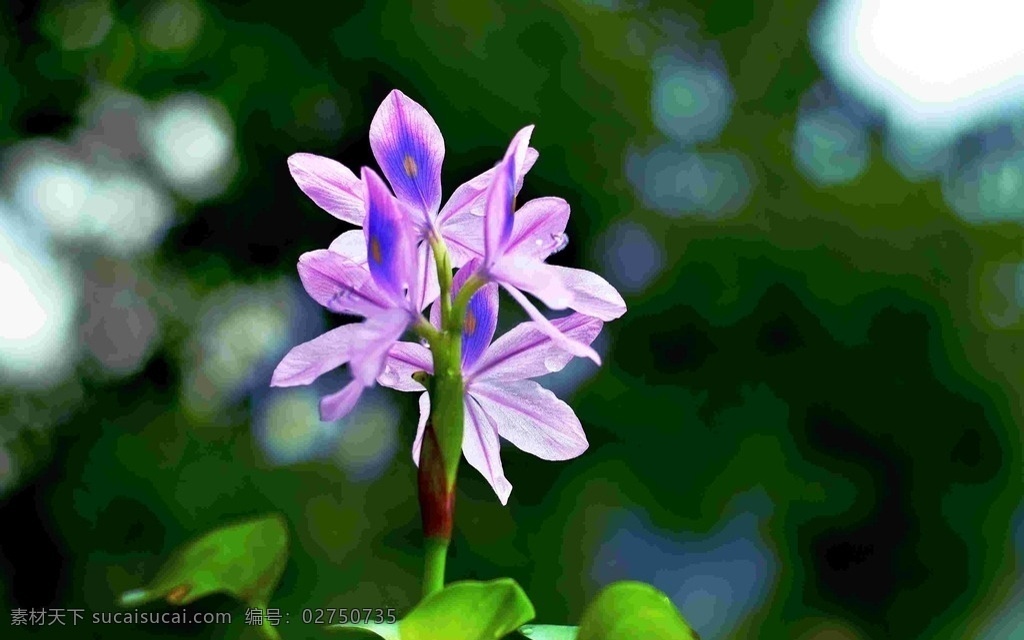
[378,264,602,504]
[270,167,428,421]
[466,126,627,364]
[286,89,539,276]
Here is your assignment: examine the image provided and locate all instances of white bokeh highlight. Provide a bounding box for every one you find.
[145,93,237,202]
[812,0,1024,143]
[0,209,79,386]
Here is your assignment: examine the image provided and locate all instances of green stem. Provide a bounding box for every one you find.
[252,601,282,640]
[450,274,487,328]
[416,227,471,602]
[422,537,449,598]
[429,232,454,322]
[416,330,464,602]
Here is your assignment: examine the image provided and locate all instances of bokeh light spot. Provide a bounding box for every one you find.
[793,107,870,186]
[597,220,665,294]
[8,140,93,241]
[651,49,734,145]
[80,259,159,377]
[84,172,174,256]
[332,389,399,482]
[182,284,296,420]
[812,0,1024,141]
[592,491,776,640]
[882,123,952,182]
[258,389,335,466]
[943,148,1024,223]
[0,211,79,386]
[145,94,237,202]
[141,0,204,52]
[628,145,754,217]
[40,0,113,51]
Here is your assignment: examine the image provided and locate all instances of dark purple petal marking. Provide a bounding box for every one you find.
[362,167,416,304]
[369,90,445,219]
[450,260,498,369]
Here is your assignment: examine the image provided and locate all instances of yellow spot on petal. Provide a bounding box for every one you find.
[404,155,418,178]
[371,238,382,263]
[166,585,191,605]
[465,310,477,335]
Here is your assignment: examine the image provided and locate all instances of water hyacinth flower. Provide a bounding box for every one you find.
[270,167,431,420]
[287,89,539,276]
[378,263,603,504]
[465,126,627,364]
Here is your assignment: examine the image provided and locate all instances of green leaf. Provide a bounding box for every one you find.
[330,579,535,640]
[519,624,578,639]
[118,514,288,607]
[330,623,401,640]
[576,581,699,640]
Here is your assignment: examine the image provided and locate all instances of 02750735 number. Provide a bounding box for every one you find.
[301,608,398,625]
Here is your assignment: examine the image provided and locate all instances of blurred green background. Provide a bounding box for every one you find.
[1,0,1022,638]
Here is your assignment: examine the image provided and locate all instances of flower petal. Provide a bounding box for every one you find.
[349,308,412,386]
[319,378,366,421]
[415,241,441,311]
[549,265,627,321]
[484,126,534,266]
[435,146,539,227]
[470,380,588,461]
[454,260,498,369]
[363,167,416,304]
[271,324,362,387]
[297,249,389,316]
[491,254,572,310]
[287,153,365,225]
[369,89,445,219]
[467,313,603,383]
[437,209,485,267]
[501,284,601,365]
[464,395,512,504]
[329,230,368,266]
[504,197,570,260]
[412,391,430,464]
[428,260,498,370]
[378,341,433,392]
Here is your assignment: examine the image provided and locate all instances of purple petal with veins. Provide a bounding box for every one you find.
[288,153,365,225]
[363,167,416,305]
[483,126,533,266]
[296,250,389,316]
[369,89,445,220]
[463,395,512,504]
[467,313,603,383]
[469,380,588,461]
[319,378,367,421]
[271,324,363,387]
